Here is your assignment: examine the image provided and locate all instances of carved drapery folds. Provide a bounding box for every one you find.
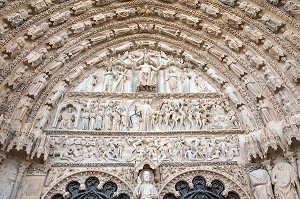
[248,158,300,199]
[49,97,239,132]
[74,49,216,93]
[0,0,300,198]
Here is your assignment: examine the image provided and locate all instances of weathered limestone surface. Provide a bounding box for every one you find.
[0,0,299,198]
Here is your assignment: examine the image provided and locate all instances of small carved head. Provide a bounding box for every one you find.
[140,169,155,183]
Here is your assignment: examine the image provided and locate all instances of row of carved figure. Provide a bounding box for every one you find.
[1,27,299,125]
[48,135,240,163]
[1,16,299,93]
[47,96,295,132]
[75,49,215,93]
[249,160,300,199]
[0,0,299,125]
[17,94,294,135]
[2,37,299,127]
[0,3,299,65]
[2,21,299,86]
[0,0,299,41]
[1,113,298,162]
[50,98,239,132]
[245,113,300,160]
[4,46,298,137]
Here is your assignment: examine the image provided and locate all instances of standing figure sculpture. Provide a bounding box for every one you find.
[249,169,275,199]
[272,161,300,199]
[112,67,129,92]
[134,170,159,199]
[27,73,48,98]
[166,68,179,93]
[103,65,114,92]
[136,99,153,131]
[181,67,193,92]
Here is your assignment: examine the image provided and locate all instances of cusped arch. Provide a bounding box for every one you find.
[42,170,134,199]
[159,169,251,199]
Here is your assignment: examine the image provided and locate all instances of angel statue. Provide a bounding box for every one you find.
[134,170,159,199]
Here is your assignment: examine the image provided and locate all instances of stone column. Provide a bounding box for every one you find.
[9,162,30,199]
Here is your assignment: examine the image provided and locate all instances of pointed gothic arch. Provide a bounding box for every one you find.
[0,0,299,198]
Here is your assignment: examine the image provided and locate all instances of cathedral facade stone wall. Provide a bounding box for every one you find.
[0,0,299,198]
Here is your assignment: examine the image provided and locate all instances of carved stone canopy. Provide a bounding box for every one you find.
[135,157,160,172]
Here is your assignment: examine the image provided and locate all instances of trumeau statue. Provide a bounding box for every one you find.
[134,170,159,199]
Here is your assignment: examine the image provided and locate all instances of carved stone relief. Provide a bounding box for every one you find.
[0,1,300,199]
[49,97,239,132]
[75,49,216,93]
[47,135,240,164]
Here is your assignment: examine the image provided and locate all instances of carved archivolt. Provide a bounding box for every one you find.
[0,0,300,198]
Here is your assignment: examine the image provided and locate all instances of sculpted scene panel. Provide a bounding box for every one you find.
[47,97,239,132]
[74,49,215,93]
[47,135,240,164]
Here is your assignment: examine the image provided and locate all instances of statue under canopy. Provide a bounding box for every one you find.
[134,170,159,199]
